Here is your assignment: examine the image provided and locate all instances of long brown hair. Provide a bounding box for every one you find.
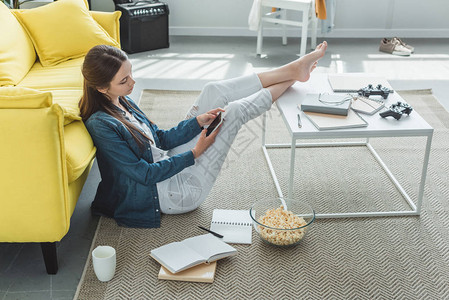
[79,45,151,149]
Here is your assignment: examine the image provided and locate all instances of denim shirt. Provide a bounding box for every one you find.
[84,97,202,228]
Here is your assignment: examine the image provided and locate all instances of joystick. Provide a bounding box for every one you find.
[379,101,413,120]
[358,84,393,99]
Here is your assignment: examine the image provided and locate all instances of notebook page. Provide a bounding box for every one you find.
[151,241,205,274]
[182,234,237,262]
[210,209,253,244]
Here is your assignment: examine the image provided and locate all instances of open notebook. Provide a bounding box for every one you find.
[150,234,237,274]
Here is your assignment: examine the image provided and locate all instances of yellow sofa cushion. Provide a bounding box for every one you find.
[15,0,120,67]
[64,120,96,183]
[0,3,36,86]
[90,11,122,45]
[49,89,83,125]
[0,87,51,108]
[0,87,81,125]
[17,58,84,91]
[0,87,94,184]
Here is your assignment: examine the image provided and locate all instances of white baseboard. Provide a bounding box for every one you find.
[170,26,449,38]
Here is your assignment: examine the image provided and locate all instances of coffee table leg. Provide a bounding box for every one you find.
[262,112,284,198]
[417,133,433,214]
[288,137,296,199]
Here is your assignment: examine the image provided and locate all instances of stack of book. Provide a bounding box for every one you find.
[300,93,368,130]
[150,209,252,283]
[297,74,394,131]
[151,234,236,283]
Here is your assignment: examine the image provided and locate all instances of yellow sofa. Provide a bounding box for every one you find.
[0,0,121,274]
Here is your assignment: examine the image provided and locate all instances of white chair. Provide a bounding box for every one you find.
[256,0,318,57]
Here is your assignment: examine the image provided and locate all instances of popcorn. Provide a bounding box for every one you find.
[257,206,307,246]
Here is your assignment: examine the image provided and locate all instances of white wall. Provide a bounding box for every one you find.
[91,0,449,38]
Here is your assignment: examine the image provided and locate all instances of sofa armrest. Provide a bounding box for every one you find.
[0,104,71,242]
[90,11,122,46]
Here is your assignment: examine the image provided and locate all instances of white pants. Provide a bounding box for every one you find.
[158,73,273,214]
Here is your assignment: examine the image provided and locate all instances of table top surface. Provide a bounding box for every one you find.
[275,73,434,139]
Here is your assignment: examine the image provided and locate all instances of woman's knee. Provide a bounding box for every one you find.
[201,82,220,98]
[196,82,227,111]
[224,101,248,124]
[204,82,231,101]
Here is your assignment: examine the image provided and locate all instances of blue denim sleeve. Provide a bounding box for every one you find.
[87,117,195,186]
[124,97,202,150]
[152,118,203,150]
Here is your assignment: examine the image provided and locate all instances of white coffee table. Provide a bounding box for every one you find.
[262,73,434,218]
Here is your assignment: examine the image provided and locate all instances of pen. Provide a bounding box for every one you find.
[297,113,302,128]
[198,226,224,238]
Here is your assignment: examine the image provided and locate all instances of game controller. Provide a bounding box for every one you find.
[379,101,413,120]
[358,84,393,99]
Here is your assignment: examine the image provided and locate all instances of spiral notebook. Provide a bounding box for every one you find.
[209,209,253,244]
[351,96,385,115]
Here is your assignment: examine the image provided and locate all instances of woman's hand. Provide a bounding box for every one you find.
[196,108,225,128]
[191,124,222,159]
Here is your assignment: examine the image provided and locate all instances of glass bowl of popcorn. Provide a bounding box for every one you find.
[249,198,315,247]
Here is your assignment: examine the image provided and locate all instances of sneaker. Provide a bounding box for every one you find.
[379,38,411,56]
[393,37,415,53]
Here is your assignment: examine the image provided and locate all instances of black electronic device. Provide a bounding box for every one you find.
[116,1,169,54]
[358,84,393,99]
[206,112,223,137]
[379,101,413,120]
[112,0,132,5]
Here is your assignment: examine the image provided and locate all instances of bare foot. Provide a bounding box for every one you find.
[295,41,327,82]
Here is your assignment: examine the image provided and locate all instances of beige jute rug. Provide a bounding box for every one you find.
[75,89,449,300]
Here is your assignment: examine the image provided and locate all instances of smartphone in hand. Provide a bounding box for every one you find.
[206,112,223,137]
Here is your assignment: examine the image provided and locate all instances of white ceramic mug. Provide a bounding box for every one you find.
[92,246,116,282]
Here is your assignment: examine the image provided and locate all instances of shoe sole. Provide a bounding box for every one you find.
[391,50,411,56]
[380,49,411,56]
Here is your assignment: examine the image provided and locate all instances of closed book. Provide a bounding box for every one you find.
[150,234,237,274]
[300,93,352,116]
[158,262,217,283]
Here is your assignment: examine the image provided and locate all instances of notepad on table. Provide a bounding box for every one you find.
[158,261,217,283]
[150,233,237,274]
[351,96,385,115]
[210,209,253,244]
[304,109,368,131]
[328,73,393,93]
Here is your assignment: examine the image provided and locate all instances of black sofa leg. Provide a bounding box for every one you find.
[40,242,58,274]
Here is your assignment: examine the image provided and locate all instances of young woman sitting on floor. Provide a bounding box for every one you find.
[79,42,328,227]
